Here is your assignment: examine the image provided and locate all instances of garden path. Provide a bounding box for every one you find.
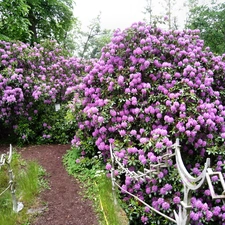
[19,144,99,225]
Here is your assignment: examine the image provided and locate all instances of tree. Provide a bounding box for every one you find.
[143,0,179,30]
[74,14,112,59]
[143,0,153,25]
[186,2,225,54]
[0,0,31,42]
[183,0,199,25]
[0,0,76,46]
[162,0,179,29]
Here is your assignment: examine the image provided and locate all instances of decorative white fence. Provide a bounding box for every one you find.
[110,138,225,225]
[0,144,23,212]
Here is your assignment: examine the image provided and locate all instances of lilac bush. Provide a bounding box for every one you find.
[69,22,225,224]
[0,40,84,144]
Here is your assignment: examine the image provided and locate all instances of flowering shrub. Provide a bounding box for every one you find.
[0,40,83,144]
[69,22,225,224]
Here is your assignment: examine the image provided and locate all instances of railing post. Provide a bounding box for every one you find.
[0,144,23,213]
[173,138,210,225]
[110,143,117,205]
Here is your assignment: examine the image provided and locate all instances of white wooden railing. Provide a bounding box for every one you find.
[110,138,225,225]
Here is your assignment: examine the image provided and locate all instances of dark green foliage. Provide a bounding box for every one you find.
[186,2,225,54]
[0,0,76,46]
[7,104,77,146]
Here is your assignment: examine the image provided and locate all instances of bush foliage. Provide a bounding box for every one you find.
[0,40,83,144]
[1,22,225,224]
[68,22,225,224]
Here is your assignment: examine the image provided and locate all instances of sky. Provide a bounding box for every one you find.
[74,0,147,31]
[73,0,222,32]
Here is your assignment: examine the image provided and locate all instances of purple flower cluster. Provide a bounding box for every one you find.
[0,40,84,142]
[2,22,224,224]
[69,22,225,224]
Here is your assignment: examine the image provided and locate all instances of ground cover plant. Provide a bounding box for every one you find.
[0,150,48,225]
[68,22,225,224]
[0,40,83,145]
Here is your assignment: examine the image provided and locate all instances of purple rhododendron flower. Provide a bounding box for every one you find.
[173,196,180,204]
[4,22,224,225]
[162,202,170,210]
[105,163,112,170]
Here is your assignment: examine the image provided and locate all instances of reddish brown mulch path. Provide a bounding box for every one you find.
[5,144,99,225]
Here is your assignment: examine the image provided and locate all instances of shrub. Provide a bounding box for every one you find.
[0,40,84,144]
[68,22,225,224]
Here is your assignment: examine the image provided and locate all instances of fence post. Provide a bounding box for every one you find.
[174,138,210,225]
[0,144,23,213]
[110,143,117,205]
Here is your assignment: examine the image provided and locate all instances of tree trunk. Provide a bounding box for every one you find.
[28,9,37,45]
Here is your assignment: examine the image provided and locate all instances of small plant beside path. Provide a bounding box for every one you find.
[0,146,48,225]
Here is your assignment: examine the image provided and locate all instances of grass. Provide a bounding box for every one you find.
[63,147,129,225]
[0,150,48,225]
[94,175,128,225]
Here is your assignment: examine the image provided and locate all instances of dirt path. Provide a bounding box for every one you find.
[19,144,99,225]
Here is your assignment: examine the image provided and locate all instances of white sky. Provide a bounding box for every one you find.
[73,0,222,31]
[74,0,147,31]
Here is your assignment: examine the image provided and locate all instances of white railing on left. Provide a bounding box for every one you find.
[0,144,23,212]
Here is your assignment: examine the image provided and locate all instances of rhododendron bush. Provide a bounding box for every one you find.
[0,40,83,144]
[69,22,225,224]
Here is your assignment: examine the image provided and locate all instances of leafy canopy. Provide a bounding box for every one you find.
[0,0,76,45]
[186,2,225,55]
